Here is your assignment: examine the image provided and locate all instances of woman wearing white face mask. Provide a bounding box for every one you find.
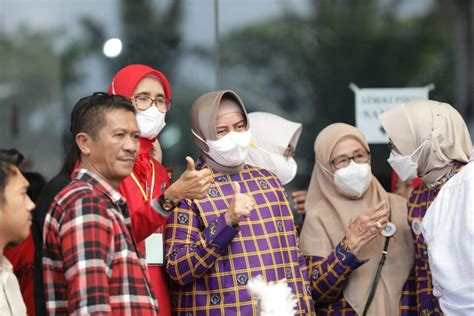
[299,123,415,316]
[379,100,473,315]
[165,90,314,315]
[246,112,301,186]
[108,64,212,316]
[245,112,308,219]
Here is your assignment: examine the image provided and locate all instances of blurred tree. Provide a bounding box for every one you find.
[212,0,458,189]
[101,0,198,177]
[441,0,474,124]
[106,0,183,80]
[0,0,187,177]
[0,27,60,110]
[0,22,102,176]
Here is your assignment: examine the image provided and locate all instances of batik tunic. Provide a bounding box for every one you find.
[306,242,417,315]
[165,162,314,315]
[407,163,464,315]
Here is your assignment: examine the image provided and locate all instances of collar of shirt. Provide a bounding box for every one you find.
[195,156,246,176]
[72,168,127,207]
[0,256,13,272]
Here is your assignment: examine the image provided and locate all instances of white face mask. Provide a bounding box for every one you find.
[333,161,372,198]
[269,155,297,185]
[193,130,251,167]
[136,107,166,140]
[249,146,298,185]
[387,139,427,181]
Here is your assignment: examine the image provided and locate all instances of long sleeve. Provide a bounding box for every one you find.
[130,201,170,243]
[307,240,366,304]
[119,175,171,244]
[59,194,114,315]
[165,199,239,285]
[44,171,159,315]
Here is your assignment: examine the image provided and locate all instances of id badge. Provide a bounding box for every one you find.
[145,233,163,265]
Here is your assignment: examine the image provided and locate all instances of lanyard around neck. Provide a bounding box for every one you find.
[130,160,155,202]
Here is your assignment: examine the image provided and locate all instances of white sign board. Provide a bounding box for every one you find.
[355,87,430,144]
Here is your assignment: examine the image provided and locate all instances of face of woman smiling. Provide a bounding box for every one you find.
[215,99,247,139]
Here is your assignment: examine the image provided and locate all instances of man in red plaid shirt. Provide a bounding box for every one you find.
[43,93,159,315]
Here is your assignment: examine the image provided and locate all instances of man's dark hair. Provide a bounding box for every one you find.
[0,149,24,204]
[66,92,135,171]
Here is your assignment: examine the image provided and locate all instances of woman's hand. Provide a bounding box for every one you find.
[345,201,389,255]
[164,157,212,203]
[225,182,254,226]
[291,190,307,214]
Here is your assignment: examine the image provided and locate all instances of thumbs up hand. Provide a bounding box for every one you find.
[225,182,255,226]
[163,156,212,204]
[185,156,196,171]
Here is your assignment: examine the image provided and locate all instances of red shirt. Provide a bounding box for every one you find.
[43,169,159,315]
[119,138,172,316]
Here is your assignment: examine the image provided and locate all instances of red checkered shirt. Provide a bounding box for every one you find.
[43,168,159,315]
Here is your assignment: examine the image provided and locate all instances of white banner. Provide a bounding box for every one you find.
[354,87,430,144]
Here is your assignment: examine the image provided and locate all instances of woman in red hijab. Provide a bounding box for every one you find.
[108,64,211,315]
[390,171,422,200]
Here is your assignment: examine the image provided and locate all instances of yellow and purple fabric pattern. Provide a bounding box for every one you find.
[306,241,418,315]
[165,161,314,315]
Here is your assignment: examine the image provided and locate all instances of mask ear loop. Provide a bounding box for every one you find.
[317,160,338,186]
[251,142,293,161]
[191,129,211,154]
[409,136,431,164]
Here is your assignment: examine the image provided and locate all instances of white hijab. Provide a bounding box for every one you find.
[246,112,302,184]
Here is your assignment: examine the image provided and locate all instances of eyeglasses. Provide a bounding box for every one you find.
[132,94,171,112]
[330,149,371,169]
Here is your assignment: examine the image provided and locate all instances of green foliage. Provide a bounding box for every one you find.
[0,27,60,105]
[215,0,456,188]
[0,22,102,176]
[106,0,184,80]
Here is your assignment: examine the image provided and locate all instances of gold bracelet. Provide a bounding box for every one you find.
[341,238,352,252]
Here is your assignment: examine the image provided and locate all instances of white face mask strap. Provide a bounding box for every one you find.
[317,161,335,178]
[410,137,430,160]
[252,142,291,160]
[191,129,210,154]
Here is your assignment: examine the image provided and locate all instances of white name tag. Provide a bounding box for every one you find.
[145,233,163,265]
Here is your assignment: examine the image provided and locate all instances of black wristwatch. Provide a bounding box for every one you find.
[158,194,177,211]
